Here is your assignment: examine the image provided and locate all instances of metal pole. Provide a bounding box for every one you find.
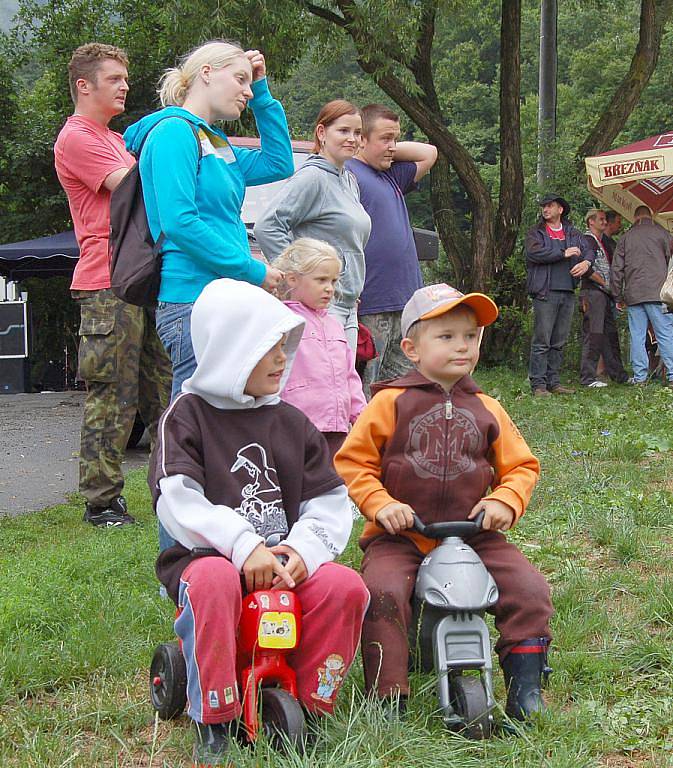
[537,0,557,188]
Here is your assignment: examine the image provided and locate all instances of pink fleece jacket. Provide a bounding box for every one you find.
[282,301,367,433]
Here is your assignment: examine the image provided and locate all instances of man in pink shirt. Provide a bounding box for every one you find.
[54,43,171,527]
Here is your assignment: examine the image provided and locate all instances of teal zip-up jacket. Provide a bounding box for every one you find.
[123,78,293,303]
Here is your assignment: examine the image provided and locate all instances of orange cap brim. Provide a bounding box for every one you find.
[420,293,499,327]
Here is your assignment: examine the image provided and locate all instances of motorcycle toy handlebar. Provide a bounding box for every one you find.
[412,509,485,540]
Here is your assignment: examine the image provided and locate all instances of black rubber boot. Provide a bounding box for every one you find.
[192,720,236,767]
[379,693,408,723]
[501,638,551,720]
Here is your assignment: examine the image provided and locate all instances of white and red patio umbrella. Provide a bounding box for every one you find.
[585,132,673,231]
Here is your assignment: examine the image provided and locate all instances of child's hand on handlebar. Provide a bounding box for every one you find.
[242,543,295,592]
[269,544,308,588]
[375,502,415,535]
[469,499,514,532]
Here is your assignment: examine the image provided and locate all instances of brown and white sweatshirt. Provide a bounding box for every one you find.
[334,370,540,554]
[150,279,352,601]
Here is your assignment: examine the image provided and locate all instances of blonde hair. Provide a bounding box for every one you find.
[158,40,246,107]
[585,207,604,226]
[274,238,342,299]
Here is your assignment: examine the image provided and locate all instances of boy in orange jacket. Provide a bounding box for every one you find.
[335,284,553,720]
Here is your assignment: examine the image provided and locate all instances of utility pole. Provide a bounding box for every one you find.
[537,0,557,188]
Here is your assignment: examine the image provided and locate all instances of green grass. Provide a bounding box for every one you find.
[2,368,673,766]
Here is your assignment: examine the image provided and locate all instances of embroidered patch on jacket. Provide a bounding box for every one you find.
[406,403,481,480]
[208,690,220,709]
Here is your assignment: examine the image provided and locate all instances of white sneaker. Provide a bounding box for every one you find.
[587,380,608,388]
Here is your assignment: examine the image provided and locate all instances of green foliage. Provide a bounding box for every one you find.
[3,0,673,375]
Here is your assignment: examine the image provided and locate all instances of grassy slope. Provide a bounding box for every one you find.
[1,367,673,767]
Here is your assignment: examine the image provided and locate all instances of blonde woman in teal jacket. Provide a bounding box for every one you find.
[124,41,293,400]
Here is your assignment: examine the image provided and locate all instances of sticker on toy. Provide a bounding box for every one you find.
[257,611,297,648]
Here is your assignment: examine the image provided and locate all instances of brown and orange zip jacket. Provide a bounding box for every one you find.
[334,370,540,554]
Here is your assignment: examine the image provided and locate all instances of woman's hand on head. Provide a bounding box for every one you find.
[262,266,284,293]
[245,50,266,81]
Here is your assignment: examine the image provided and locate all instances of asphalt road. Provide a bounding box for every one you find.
[0,391,150,517]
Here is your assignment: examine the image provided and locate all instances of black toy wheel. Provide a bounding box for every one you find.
[449,674,492,739]
[126,412,145,449]
[150,642,187,720]
[260,687,306,752]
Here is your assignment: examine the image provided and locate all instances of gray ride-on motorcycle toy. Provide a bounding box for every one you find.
[410,511,498,738]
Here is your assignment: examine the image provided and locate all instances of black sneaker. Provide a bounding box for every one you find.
[83,496,135,527]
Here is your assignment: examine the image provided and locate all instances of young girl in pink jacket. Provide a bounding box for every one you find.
[276,238,367,459]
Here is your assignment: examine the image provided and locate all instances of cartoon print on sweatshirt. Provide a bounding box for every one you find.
[231,442,288,538]
[311,653,345,703]
[405,403,483,480]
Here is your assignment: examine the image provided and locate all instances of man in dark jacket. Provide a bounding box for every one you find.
[525,195,593,396]
[610,205,673,385]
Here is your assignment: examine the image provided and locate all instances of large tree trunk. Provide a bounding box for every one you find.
[578,0,673,159]
[429,154,470,287]
[495,0,523,271]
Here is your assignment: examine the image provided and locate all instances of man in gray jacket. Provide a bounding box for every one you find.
[610,205,673,384]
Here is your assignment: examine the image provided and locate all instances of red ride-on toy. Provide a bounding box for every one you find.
[150,579,306,749]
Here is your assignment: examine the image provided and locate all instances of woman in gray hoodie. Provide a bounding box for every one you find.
[254,100,371,350]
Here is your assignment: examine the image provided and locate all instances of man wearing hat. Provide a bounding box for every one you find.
[524,195,593,396]
[335,283,553,722]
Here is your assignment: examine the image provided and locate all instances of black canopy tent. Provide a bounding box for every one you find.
[0,231,79,280]
[0,231,78,393]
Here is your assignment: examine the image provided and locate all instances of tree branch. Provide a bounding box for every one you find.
[331,0,408,67]
[578,0,673,159]
[303,2,347,28]
[411,0,438,97]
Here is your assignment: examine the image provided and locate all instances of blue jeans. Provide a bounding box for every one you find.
[627,302,673,382]
[528,290,576,390]
[155,300,196,552]
[156,301,196,401]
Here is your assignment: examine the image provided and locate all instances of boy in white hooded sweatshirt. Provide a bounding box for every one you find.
[150,278,369,766]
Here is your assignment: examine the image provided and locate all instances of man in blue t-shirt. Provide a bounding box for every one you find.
[346,104,437,395]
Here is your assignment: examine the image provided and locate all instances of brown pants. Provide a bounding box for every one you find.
[360,533,553,696]
[322,432,346,462]
[580,289,628,385]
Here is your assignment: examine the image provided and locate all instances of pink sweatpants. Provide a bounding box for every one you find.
[175,557,369,724]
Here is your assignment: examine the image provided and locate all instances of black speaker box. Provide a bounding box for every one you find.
[0,357,30,394]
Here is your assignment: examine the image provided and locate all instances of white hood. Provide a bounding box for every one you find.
[182,279,305,409]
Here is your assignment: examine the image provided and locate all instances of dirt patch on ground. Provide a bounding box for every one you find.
[0,391,149,517]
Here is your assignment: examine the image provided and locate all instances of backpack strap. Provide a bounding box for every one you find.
[136,114,202,167]
[135,115,204,255]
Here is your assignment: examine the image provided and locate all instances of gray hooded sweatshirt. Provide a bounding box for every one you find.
[253,154,371,309]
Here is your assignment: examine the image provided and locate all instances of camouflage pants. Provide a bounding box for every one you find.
[358,311,412,399]
[73,289,172,507]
